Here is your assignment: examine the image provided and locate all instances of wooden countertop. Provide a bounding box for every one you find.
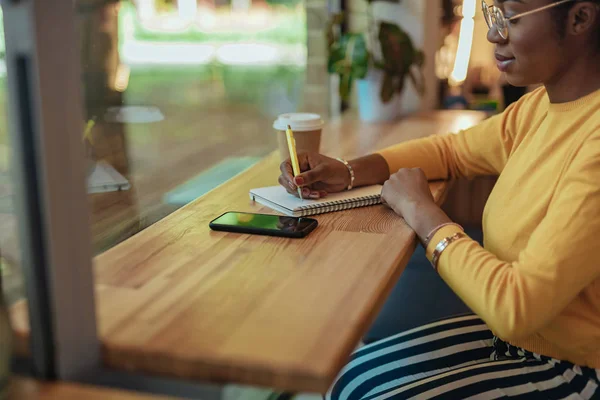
[10,111,485,393]
[10,377,177,400]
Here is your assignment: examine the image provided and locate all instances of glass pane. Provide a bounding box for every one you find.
[79,0,308,254]
[0,7,24,306]
[0,4,28,381]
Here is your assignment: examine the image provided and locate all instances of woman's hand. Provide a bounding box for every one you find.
[279,152,350,199]
[381,168,451,240]
[381,168,434,216]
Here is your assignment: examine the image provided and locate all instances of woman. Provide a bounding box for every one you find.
[279,0,600,398]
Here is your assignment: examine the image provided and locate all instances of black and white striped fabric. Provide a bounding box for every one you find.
[326,315,600,400]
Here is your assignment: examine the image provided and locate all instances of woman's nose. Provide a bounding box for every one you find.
[486,25,507,44]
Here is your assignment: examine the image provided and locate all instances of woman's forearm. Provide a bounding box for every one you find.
[348,154,390,187]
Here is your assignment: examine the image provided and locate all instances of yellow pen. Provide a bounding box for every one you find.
[285,125,303,200]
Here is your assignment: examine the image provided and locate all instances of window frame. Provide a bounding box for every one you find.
[3,0,100,379]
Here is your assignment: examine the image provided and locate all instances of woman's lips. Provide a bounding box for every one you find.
[495,53,515,72]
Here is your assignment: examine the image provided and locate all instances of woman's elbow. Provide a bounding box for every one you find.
[486,315,538,342]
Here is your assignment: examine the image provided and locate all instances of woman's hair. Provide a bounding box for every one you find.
[550,0,600,47]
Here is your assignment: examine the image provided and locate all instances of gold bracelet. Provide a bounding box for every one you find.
[423,222,464,248]
[336,158,355,191]
[431,232,466,271]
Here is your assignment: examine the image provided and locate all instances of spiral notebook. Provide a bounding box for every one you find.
[249,185,383,217]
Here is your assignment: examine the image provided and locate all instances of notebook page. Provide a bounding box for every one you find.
[250,185,382,212]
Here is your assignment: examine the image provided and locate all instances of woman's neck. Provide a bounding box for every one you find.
[544,51,600,104]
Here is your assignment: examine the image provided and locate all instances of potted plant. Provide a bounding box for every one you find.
[327,3,425,121]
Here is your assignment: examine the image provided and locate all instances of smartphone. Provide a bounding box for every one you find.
[209,212,318,238]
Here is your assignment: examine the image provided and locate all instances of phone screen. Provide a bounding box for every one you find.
[211,212,316,233]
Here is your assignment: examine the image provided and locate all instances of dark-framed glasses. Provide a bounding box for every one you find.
[482,0,576,39]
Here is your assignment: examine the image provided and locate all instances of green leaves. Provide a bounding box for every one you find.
[380,72,395,103]
[326,13,425,104]
[375,22,425,101]
[378,22,415,73]
[327,33,369,102]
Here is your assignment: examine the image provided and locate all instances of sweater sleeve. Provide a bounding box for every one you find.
[377,100,526,179]
[425,133,600,341]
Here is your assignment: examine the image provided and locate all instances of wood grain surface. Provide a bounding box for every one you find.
[9,377,177,400]
[10,111,485,393]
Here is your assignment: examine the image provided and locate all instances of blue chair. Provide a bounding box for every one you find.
[363,228,483,343]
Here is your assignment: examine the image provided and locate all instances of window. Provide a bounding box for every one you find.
[80,0,309,255]
[3,0,328,382]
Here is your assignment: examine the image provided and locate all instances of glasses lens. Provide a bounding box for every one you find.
[494,8,508,39]
[481,1,492,28]
[482,2,494,29]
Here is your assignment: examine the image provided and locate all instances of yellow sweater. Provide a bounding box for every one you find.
[378,86,600,368]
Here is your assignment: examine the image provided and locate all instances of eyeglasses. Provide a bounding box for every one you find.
[482,0,576,39]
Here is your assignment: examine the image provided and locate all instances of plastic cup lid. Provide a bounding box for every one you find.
[273,113,324,132]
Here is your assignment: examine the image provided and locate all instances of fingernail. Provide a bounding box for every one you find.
[309,192,319,199]
[295,176,304,185]
[319,191,328,198]
[302,188,310,196]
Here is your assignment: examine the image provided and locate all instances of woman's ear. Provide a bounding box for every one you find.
[567,3,599,37]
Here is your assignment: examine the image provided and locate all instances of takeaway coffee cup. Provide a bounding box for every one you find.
[273,113,324,162]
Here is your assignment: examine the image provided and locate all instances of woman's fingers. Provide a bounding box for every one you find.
[278,175,330,199]
[280,154,337,199]
[279,160,295,186]
[380,185,390,207]
[280,158,318,187]
[297,164,328,186]
[278,175,298,195]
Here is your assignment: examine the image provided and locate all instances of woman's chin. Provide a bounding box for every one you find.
[503,73,531,88]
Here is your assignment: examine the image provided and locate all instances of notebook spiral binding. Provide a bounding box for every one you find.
[297,195,381,217]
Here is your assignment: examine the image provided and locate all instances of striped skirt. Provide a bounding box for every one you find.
[326,315,600,400]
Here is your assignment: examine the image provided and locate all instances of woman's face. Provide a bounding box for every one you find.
[487,0,569,87]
